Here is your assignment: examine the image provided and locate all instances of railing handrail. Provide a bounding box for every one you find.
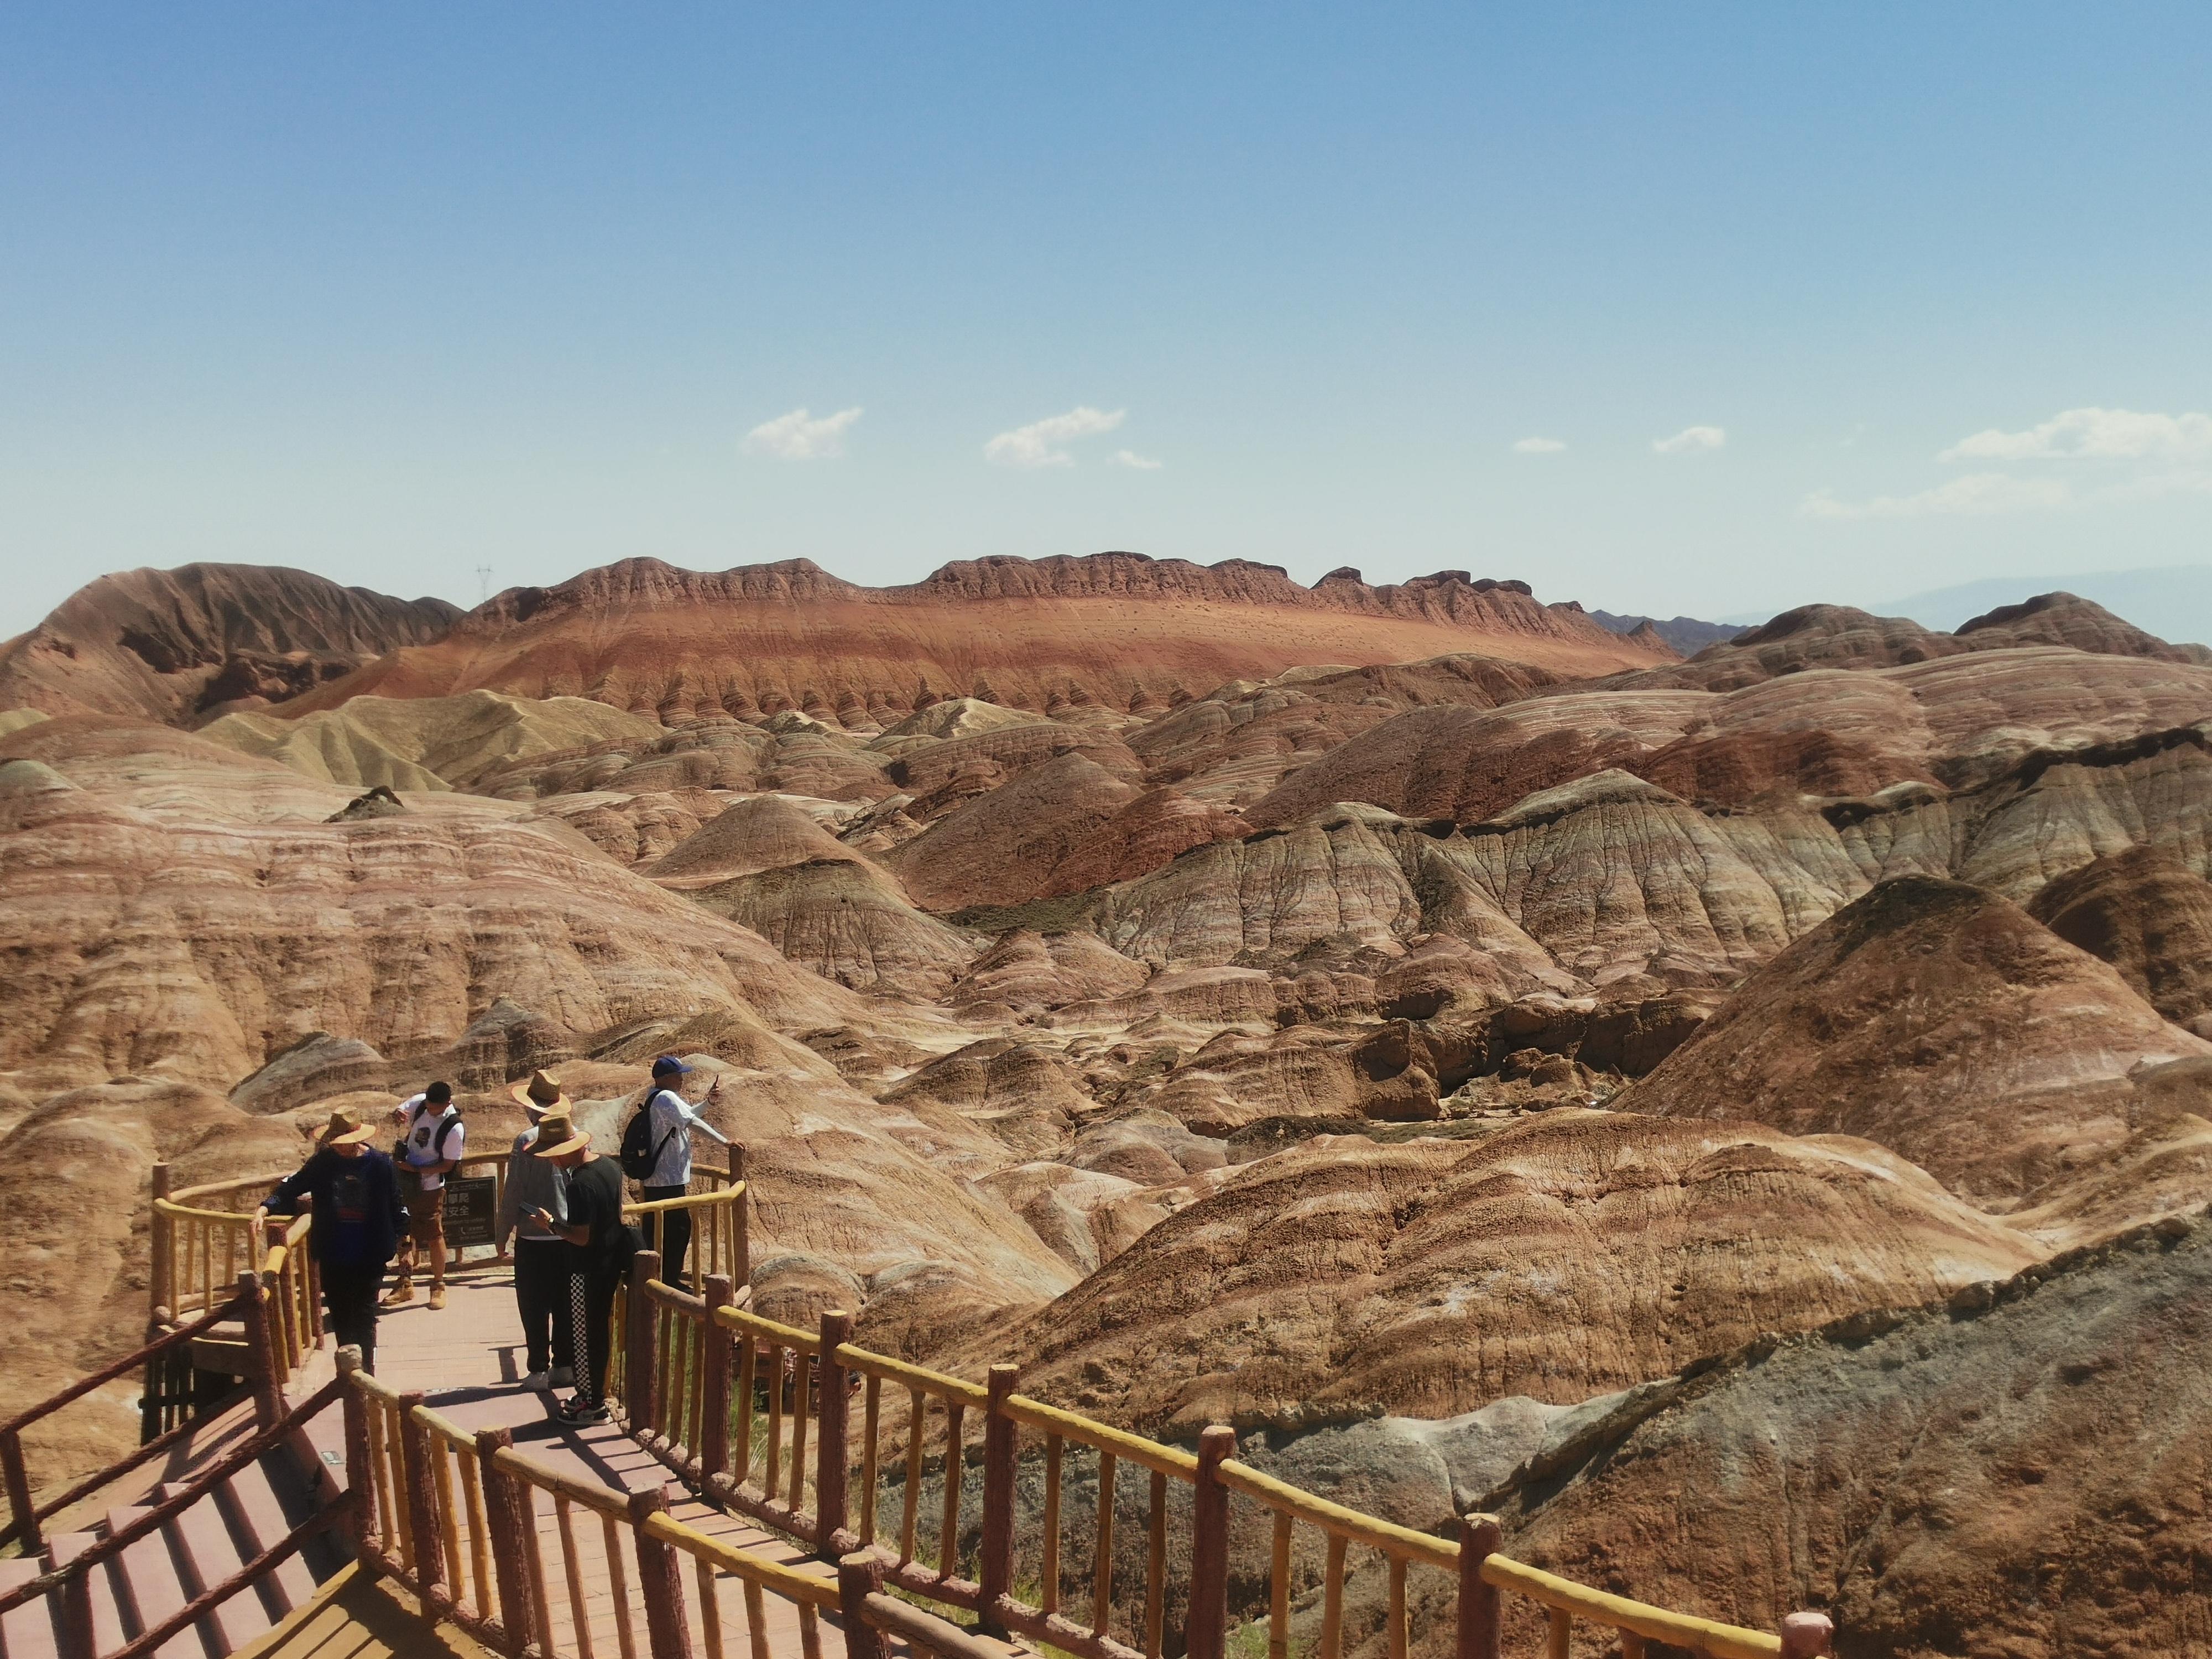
[712,1294,822,1355]
[1005,1394,1200,1482]
[1479,1552,1781,1659]
[645,1509,839,1605]
[166,1153,739,1209]
[640,1251,1823,1659]
[0,1373,347,1619]
[1217,1458,1452,1565]
[628,1180,745,1214]
[0,1294,244,1442]
[834,1342,990,1409]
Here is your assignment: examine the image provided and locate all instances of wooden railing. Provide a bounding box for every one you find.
[0,1291,259,1556]
[615,1244,1834,1659]
[344,1348,844,1659]
[122,1147,1831,1659]
[0,1280,351,1658]
[153,1151,747,1322]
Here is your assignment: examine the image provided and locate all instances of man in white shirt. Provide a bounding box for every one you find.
[384,1081,465,1311]
[640,1055,731,1288]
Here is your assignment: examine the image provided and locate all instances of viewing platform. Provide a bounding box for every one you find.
[0,1156,1837,1659]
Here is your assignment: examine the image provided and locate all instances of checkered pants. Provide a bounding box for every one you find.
[566,1270,618,1407]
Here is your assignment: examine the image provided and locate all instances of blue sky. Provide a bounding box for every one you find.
[3,4,2208,639]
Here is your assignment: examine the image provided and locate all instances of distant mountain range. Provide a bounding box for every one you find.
[1588,611,1748,656]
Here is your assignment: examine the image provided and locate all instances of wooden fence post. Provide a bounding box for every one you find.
[236,1269,284,1428]
[838,1550,888,1659]
[397,1391,445,1603]
[0,1428,37,1555]
[1457,1514,1503,1659]
[335,1347,374,1562]
[1184,1426,1234,1659]
[1781,1611,1835,1657]
[627,1251,661,1436]
[630,1485,693,1659]
[149,1162,173,1331]
[477,1427,538,1656]
[729,1142,750,1290]
[978,1363,1020,1627]
[816,1308,853,1551]
[700,1274,735,1490]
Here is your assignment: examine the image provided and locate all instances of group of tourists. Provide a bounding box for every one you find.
[263,1055,728,1427]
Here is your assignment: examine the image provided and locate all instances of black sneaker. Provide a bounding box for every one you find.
[556,1396,608,1425]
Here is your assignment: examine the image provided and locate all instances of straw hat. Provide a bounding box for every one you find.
[509,1069,569,1115]
[318,1106,376,1147]
[533,1110,590,1157]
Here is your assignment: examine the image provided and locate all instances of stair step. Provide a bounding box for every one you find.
[217,1457,322,1611]
[105,1507,212,1659]
[0,1557,60,1659]
[158,1483,275,1653]
[44,1532,127,1656]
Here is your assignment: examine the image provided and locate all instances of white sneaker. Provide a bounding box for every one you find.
[521,1370,551,1391]
[549,1366,575,1388]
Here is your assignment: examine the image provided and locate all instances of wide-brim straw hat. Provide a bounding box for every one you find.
[534,1120,591,1157]
[319,1107,376,1146]
[509,1068,569,1115]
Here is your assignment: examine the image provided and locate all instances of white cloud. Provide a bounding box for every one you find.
[1799,473,2076,519]
[1653,425,1726,455]
[1940,406,2212,463]
[1510,437,1567,454]
[983,406,1125,468]
[1109,449,1164,470]
[742,406,863,461]
[1806,405,2212,518]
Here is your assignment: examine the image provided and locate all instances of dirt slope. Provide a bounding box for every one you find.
[1486,1212,2212,1659]
[1625,875,2210,1204]
[984,1112,2040,1435]
[0,563,459,723]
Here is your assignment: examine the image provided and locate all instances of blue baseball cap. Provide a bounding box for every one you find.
[651,1055,691,1076]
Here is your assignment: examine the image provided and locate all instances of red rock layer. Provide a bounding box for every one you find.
[276,554,1675,724]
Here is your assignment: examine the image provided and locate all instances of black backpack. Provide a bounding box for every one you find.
[392,1105,462,1170]
[619,1099,678,1181]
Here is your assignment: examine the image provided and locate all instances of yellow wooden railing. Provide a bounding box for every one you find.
[135,1141,1833,1659]
[624,1253,1835,1659]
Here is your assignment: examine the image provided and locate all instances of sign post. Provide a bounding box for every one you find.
[442,1174,499,1258]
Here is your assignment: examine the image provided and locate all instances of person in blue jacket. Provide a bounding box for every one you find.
[264,1106,409,1374]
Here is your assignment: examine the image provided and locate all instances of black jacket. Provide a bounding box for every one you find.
[265,1147,408,1269]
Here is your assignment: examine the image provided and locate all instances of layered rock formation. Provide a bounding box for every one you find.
[275,554,1672,724]
[1625,875,2210,1205]
[2026,844,2212,1031]
[1483,1213,2212,1658]
[17,551,2212,1651]
[983,1113,2042,1436]
[198,691,662,792]
[0,563,460,723]
[0,716,867,1100]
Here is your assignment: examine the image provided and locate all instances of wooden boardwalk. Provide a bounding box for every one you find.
[290,1265,924,1659]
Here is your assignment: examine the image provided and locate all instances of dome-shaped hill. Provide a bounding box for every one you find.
[1626,874,2211,1204]
[976,1111,2041,1435]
